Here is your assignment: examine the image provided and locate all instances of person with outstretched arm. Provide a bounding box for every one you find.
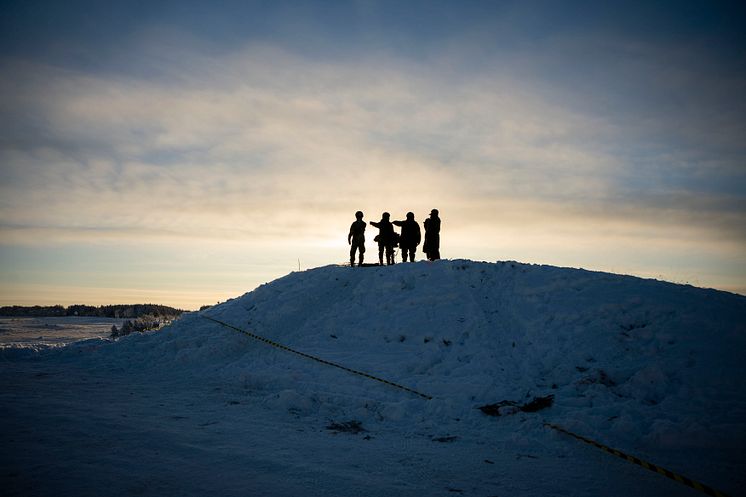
[393,212,421,262]
[370,212,396,265]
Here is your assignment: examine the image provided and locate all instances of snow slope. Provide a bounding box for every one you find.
[2,260,745,496]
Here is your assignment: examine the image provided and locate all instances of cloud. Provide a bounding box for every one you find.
[0,6,744,304]
[0,38,744,261]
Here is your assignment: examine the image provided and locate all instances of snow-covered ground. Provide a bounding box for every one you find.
[2,260,745,496]
[0,316,126,347]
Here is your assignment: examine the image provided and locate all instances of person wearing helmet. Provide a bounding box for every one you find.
[370,212,396,265]
[348,211,366,267]
[393,212,421,262]
[423,209,441,261]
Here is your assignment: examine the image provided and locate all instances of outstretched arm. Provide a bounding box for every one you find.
[392,220,404,227]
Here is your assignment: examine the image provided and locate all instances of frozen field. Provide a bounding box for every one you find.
[0,316,127,347]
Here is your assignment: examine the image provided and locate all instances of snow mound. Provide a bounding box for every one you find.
[48,260,746,449]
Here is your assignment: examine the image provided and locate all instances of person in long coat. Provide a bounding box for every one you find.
[393,212,421,262]
[423,209,441,261]
[348,211,366,266]
[370,212,396,265]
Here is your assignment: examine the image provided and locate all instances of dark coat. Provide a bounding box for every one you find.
[393,219,421,249]
[348,220,366,244]
[370,219,395,246]
[423,215,440,253]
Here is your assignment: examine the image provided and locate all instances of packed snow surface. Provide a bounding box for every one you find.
[2,260,745,496]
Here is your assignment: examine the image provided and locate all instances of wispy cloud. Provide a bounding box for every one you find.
[1,19,744,301]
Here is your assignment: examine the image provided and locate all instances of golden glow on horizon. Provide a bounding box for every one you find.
[1,46,744,308]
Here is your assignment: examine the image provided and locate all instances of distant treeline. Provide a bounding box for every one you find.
[0,304,185,318]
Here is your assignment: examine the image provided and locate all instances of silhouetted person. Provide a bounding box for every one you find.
[370,212,396,265]
[423,208,441,261]
[393,212,421,262]
[348,211,366,266]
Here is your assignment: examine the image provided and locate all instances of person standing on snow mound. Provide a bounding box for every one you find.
[393,212,421,262]
[423,208,441,261]
[348,211,366,267]
[370,212,396,265]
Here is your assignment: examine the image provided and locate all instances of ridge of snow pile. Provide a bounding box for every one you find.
[46,260,746,451]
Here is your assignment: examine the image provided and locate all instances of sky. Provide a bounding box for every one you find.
[1,0,745,310]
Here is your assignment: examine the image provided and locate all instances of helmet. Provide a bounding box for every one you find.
[430,209,439,216]
[406,212,414,220]
[355,211,363,219]
[382,212,390,219]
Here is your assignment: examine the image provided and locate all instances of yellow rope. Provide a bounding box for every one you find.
[546,423,732,497]
[200,314,432,400]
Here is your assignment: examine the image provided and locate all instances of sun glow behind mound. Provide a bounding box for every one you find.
[2,24,745,307]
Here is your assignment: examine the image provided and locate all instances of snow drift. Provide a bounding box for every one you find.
[4,259,746,496]
[56,260,746,445]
